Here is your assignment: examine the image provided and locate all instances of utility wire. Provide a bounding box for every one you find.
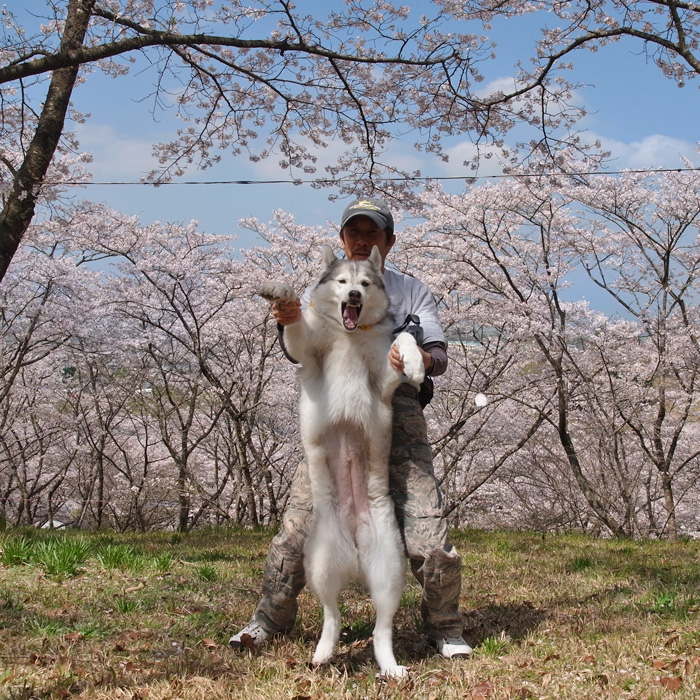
[57,166,700,187]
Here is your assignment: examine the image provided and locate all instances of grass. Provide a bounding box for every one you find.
[32,536,93,578]
[95,543,144,572]
[0,527,698,699]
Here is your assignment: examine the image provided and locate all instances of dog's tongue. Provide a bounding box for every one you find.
[343,305,359,330]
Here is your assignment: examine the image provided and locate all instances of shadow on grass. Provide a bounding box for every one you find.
[287,600,548,674]
[462,600,547,647]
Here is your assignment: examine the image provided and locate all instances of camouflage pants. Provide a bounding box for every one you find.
[254,385,464,639]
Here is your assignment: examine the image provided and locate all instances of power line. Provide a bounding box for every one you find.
[57,166,700,187]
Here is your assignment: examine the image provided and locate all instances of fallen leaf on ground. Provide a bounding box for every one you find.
[0,672,17,684]
[658,676,683,691]
[664,633,681,648]
[425,670,450,686]
[596,673,609,686]
[466,679,495,698]
[238,633,257,651]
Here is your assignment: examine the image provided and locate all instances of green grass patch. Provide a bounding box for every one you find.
[95,543,145,571]
[478,631,512,657]
[32,536,93,578]
[565,555,595,572]
[0,534,34,566]
[153,551,175,572]
[25,615,67,639]
[197,563,219,581]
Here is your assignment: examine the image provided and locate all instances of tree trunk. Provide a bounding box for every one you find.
[660,469,678,541]
[0,0,95,282]
[177,459,191,533]
[554,372,629,538]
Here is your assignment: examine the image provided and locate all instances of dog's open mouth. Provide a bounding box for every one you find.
[341,302,362,330]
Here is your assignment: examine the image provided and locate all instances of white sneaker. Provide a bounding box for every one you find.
[229,620,271,650]
[431,636,473,659]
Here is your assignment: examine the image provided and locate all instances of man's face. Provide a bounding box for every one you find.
[340,215,395,266]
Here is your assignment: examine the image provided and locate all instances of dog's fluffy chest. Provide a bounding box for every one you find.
[299,328,393,423]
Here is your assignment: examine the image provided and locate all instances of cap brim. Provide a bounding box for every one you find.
[342,211,390,231]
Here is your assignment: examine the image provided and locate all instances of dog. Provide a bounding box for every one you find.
[260,245,425,678]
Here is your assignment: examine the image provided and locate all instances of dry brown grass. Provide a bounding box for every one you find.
[0,527,699,699]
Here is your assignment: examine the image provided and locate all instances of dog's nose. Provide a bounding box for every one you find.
[348,290,362,304]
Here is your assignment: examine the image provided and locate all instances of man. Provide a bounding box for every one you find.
[231,197,472,659]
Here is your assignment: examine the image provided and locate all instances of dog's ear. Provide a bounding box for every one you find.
[321,245,337,269]
[368,246,382,270]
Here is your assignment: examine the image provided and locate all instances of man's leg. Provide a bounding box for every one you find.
[230,462,312,647]
[389,389,471,657]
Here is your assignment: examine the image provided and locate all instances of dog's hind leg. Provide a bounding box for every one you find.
[312,594,342,667]
[305,508,350,667]
[360,516,408,678]
[366,566,407,677]
[307,534,344,666]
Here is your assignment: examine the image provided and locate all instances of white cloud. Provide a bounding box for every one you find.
[594,133,700,170]
[437,141,507,179]
[475,75,522,99]
[75,123,160,180]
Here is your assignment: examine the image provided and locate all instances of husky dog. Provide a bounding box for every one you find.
[259,245,425,678]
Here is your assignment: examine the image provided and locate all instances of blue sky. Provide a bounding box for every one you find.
[16,1,700,277]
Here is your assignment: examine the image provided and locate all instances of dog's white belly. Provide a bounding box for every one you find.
[303,418,406,677]
[317,421,379,541]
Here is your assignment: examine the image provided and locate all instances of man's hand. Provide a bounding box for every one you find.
[389,344,433,374]
[272,299,302,326]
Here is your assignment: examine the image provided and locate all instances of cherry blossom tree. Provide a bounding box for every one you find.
[0,0,501,281]
[5,0,700,283]
[0,198,273,529]
[0,365,72,526]
[449,0,700,89]
[63,344,145,530]
[398,176,621,530]
[0,208,100,526]
[401,160,700,538]
[565,168,700,539]
[78,216,268,530]
[421,326,547,525]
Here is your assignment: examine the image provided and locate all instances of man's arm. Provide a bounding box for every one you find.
[271,299,302,364]
[423,340,447,377]
[405,279,447,376]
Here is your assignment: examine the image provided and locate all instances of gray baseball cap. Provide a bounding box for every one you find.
[340,197,394,235]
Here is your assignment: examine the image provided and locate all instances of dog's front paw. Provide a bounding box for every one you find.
[394,332,425,388]
[259,282,299,304]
